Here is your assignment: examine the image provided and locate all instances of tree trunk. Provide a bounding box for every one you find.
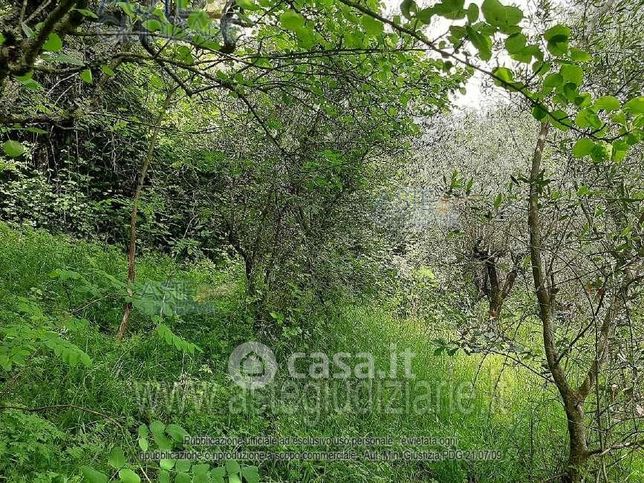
[116,90,174,341]
[527,122,589,482]
[563,400,589,482]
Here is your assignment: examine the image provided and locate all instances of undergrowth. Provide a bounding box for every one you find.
[1,223,640,482]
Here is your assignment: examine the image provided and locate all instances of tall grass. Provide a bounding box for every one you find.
[1,223,631,482]
[260,304,568,481]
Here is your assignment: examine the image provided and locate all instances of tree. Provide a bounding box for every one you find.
[335,1,643,480]
[1,1,641,478]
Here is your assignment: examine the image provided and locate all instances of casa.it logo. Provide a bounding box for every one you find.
[228,342,277,390]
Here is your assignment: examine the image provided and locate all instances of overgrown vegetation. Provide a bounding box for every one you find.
[1,0,642,481]
[0,223,594,482]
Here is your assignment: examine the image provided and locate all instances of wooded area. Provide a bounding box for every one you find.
[0,0,642,482]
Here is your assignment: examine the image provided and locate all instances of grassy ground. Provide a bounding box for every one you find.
[1,223,639,482]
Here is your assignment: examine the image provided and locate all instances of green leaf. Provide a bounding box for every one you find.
[166,423,189,442]
[22,23,34,38]
[211,467,226,483]
[18,79,41,89]
[76,8,99,19]
[590,143,609,162]
[531,105,548,121]
[193,473,210,483]
[572,138,594,158]
[118,469,140,483]
[544,24,570,42]
[624,96,644,114]
[81,466,108,483]
[188,11,210,30]
[117,1,136,19]
[150,420,165,436]
[80,69,93,84]
[193,464,211,476]
[3,140,25,158]
[143,19,162,32]
[433,0,466,20]
[108,446,127,469]
[241,466,260,483]
[544,25,570,56]
[594,96,620,111]
[175,45,194,65]
[570,47,591,62]
[532,60,550,75]
[563,82,578,103]
[138,437,149,451]
[400,0,418,19]
[611,139,629,162]
[361,15,384,36]
[560,64,583,86]
[575,108,602,129]
[295,27,316,49]
[225,460,241,475]
[466,3,479,22]
[101,64,116,77]
[155,323,201,354]
[543,73,563,89]
[511,44,541,63]
[449,25,466,44]
[416,7,433,24]
[153,432,173,450]
[43,33,63,52]
[481,0,523,28]
[149,420,173,449]
[175,473,190,483]
[574,92,592,108]
[493,66,513,84]
[16,72,42,90]
[611,111,627,126]
[236,0,260,10]
[160,459,175,470]
[505,33,525,53]
[280,10,305,32]
[466,26,492,61]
